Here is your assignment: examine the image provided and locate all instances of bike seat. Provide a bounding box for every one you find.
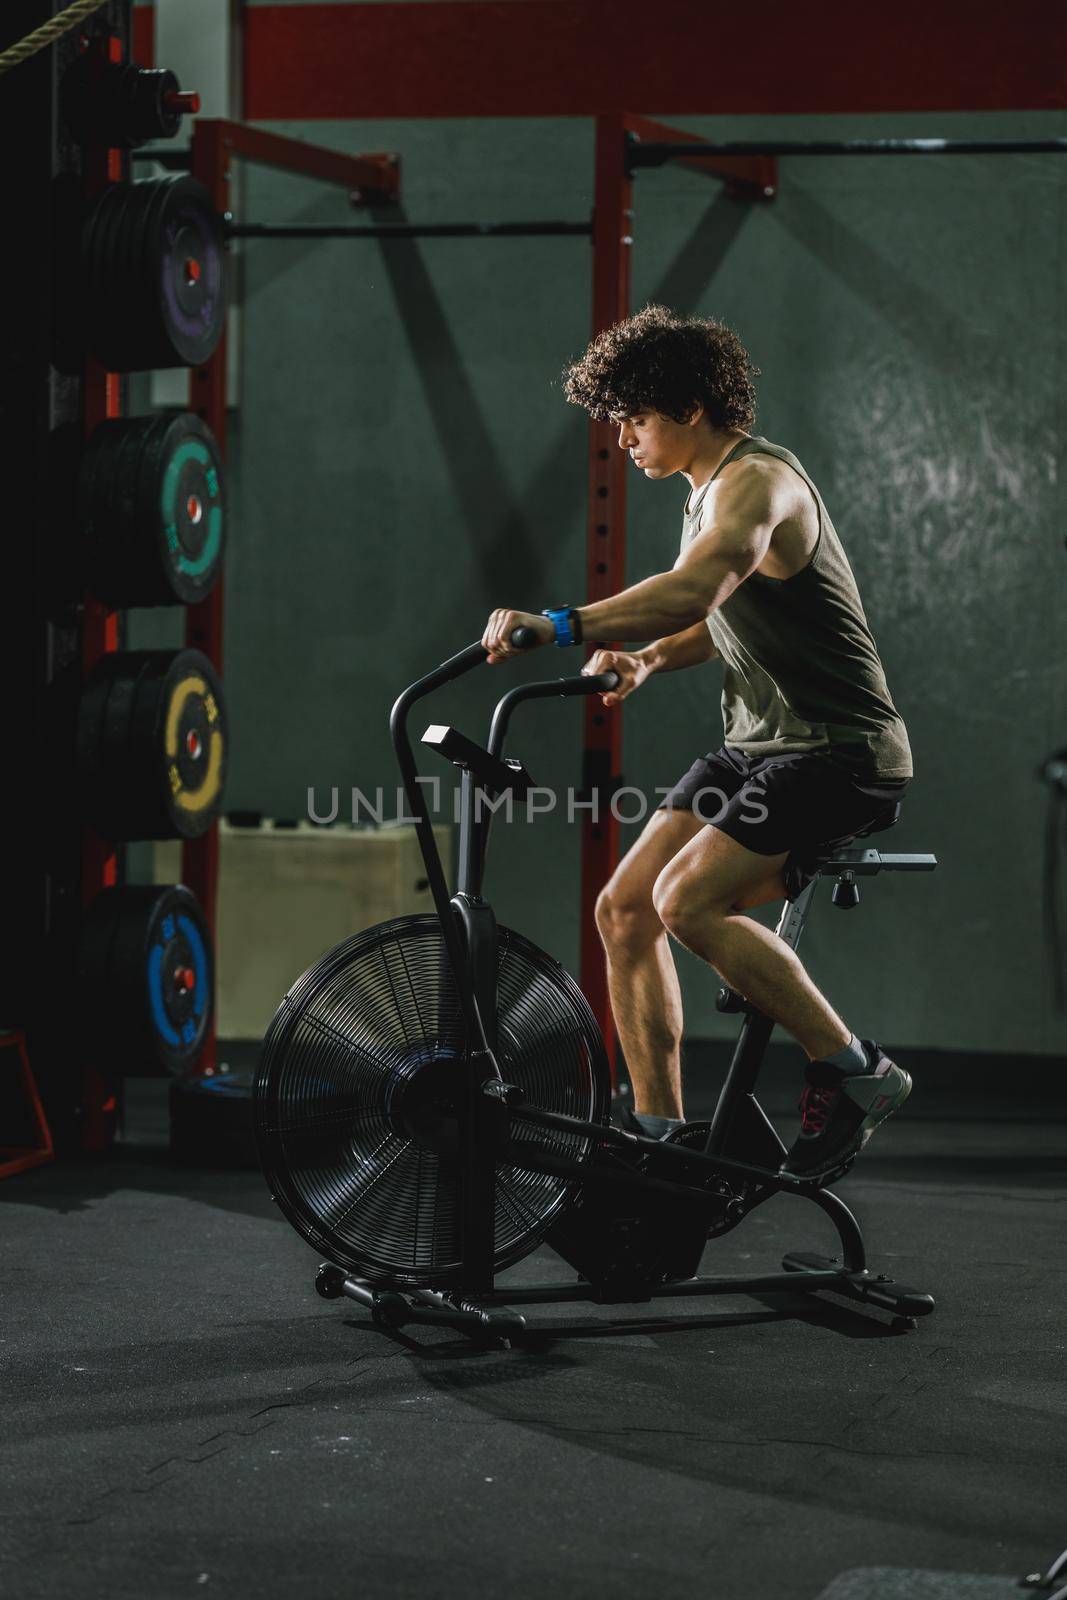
[851,802,901,839]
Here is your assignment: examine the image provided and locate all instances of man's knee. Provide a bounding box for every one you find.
[652,864,729,944]
[653,842,786,925]
[595,882,662,949]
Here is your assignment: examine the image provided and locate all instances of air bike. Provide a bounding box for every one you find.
[254,631,937,1343]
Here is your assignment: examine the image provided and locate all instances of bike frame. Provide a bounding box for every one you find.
[371,641,937,1332]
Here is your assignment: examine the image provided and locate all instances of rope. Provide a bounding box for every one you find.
[1044,783,1067,1013]
[0,0,108,78]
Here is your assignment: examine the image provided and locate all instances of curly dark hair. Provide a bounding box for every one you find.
[561,304,758,430]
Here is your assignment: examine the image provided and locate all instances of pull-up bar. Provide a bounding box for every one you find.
[227,220,592,240]
[627,136,1067,171]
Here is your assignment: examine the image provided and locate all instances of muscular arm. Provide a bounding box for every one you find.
[637,620,719,674]
[576,458,786,643]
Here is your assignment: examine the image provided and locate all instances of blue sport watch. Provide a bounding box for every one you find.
[541,606,584,647]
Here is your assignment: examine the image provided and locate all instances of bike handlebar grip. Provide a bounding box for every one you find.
[509,626,541,650]
[547,669,620,697]
[578,670,620,692]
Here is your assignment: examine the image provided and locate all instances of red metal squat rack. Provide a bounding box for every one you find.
[79,29,133,1150]
[580,114,774,1075]
[183,120,397,1078]
[128,16,777,1082]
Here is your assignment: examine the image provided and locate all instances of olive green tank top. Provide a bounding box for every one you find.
[681,436,912,780]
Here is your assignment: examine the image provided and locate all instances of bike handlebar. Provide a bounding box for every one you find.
[390,634,624,960]
[509,625,541,650]
[506,627,619,693]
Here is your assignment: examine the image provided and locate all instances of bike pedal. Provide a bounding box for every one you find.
[803,1155,856,1189]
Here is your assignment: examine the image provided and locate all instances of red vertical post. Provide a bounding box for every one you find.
[81,354,122,877]
[580,115,632,1082]
[183,120,232,1077]
[78,36,126,1151]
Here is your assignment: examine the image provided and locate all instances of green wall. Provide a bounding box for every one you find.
[134,108,1067,1056]
[626,112,1067,1058]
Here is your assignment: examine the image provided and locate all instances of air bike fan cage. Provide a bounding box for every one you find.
[256,637,613,1291]
[255,915,609,1287]
[254,636,938,1342]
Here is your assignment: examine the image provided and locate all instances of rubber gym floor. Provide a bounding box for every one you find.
[3,1054,1064,1600]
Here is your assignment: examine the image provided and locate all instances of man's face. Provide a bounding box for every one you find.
[614,409,698,478]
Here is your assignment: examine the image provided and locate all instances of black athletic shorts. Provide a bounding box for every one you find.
[656,745,910,901]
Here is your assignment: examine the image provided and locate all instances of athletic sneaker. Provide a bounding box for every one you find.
[780,1040,912,1181]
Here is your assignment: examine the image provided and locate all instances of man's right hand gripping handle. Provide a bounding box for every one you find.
[581,623,719,704]
[580,649,655,707]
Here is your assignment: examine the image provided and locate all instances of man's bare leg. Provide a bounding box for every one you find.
[648,823,912,1178]
[605,929,686,1118]
[595,810,705,1118]
[652,825,851,1061]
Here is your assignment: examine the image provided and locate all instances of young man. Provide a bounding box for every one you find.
[480,304,913,1180]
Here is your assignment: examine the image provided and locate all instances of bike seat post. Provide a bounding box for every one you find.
[775,877,819,955]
